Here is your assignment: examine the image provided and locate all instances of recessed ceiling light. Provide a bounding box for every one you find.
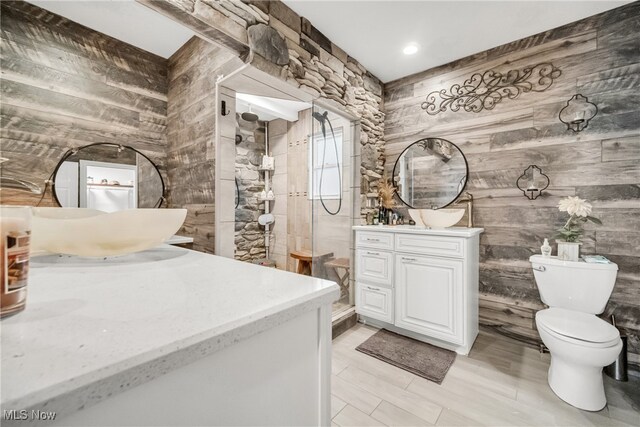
[403,43,419,55]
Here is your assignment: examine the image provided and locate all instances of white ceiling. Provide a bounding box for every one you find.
[236,93,310,122]
[29,1,630,81]
[29,0,195,59]
[283,0,631,83]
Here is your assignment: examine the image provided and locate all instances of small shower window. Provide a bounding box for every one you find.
[309,127,343,200]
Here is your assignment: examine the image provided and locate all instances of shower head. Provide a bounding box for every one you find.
[241,104,259,122]
[312,111,328,123]
[241,111,259,122]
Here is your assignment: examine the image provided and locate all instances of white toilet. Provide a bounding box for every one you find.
[530,255,622,411]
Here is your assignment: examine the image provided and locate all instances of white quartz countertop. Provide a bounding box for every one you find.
[353,225,484,237]
[0,245,339,420]
[164,234,194,245]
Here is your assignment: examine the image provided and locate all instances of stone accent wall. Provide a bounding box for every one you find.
[234,114,266,261]
[384,2,640,367]
[139,0,386,220]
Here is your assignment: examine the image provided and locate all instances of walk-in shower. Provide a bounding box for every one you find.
[216,67,359,319]
[310,104,357,317]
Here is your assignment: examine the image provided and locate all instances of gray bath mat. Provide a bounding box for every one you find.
[356,329,456,384]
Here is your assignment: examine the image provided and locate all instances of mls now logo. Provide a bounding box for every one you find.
[3,409,57,421]
[3,410,28,420]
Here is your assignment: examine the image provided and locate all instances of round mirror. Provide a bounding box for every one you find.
[392,138,468,209]
[52,143,165,211]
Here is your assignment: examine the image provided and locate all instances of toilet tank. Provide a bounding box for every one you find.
[529,255,618,314]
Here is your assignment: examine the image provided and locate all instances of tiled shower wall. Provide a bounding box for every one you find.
[311,111,355,267]
[286,109,313,272]
[273,107,356,301]
[268,118,289,270]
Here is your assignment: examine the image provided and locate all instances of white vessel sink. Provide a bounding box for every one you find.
[31,208,187,257]
[408,208,465,228]
[408,209,426,227]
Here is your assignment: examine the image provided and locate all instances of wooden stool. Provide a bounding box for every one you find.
[324,258,350,298]
[290,250,333,276]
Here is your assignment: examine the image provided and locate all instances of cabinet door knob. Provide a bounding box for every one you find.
[366,238,380,242]
[366,251,380,256]
[366,286,381,291]
[402,257,417,262]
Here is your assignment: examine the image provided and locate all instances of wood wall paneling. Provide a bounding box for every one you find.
[383,2,640,367]
[0,1,168,206]
[165,36,239,253]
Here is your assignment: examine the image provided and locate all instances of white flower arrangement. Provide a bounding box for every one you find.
[555,196,601,243]
[558,196,592,217]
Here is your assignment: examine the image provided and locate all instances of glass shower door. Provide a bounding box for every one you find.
[310,103,355,317]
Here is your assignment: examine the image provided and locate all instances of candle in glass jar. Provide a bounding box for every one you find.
[1,207,32,318]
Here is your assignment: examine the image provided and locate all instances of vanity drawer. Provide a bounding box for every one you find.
[356,282,394,324]
[356,249,393,286]
[395,233,465,258]
[356,231,393,250]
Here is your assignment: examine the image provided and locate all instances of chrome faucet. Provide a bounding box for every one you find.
[454,191,474,228]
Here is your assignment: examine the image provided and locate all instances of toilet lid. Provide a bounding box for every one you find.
[536,308,620,344]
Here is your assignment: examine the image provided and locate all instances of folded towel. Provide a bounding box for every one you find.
[582,255,612,264]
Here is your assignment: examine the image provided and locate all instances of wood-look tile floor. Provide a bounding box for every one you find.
[331,324,640,426]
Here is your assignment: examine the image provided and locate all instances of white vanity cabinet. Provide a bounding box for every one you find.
[395,254,464,344]
[353,225,483,355]
[355,248,394,286]
[356,283,394,323]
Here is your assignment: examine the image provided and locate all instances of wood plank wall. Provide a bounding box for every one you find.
[383,2,640,366]
[0,1,168,206]
[165,36,237,253]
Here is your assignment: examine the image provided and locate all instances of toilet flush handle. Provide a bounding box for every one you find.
[532,265,546,272]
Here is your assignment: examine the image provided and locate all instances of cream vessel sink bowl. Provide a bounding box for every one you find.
[31,208,187,257]
[407,209,425,227]
[408,208,465,228]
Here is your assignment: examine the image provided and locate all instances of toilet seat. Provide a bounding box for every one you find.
[536,308,620,348]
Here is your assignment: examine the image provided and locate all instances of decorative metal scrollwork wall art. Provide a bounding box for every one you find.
[421,63,561,115]
[558,94,598,132]
[516,165,550,200]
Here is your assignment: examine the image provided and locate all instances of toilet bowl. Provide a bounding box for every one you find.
[536,308,622,411]
[529,255,620,411]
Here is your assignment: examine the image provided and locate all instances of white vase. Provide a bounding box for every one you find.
[557,241,581,261]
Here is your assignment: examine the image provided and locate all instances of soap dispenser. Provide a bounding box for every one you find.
[541,238,552,257]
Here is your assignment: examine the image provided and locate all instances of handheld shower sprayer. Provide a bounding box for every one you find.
[312,110,342,216]
[312,111,328,124]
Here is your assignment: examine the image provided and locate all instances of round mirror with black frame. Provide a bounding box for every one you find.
[392,138,468,209]
[51,142,165,211]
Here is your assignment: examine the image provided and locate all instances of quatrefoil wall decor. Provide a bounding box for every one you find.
[516,165,550,200]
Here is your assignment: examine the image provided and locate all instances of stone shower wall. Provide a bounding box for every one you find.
[138,0,386,221]
[234,114,266,261]
[384,2,640,367]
